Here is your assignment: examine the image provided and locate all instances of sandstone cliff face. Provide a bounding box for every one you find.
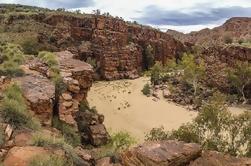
[43,14,186,80]
[0,12,185,80]
[201,45,251,91]
[26,51,110,146]
[56,51,94,125]
[27,51,94,125]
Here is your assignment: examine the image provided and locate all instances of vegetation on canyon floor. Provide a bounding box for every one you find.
[143,52,251,106]
[146,92,251,157]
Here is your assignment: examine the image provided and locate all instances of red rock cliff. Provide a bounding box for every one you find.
[0,13,186,80]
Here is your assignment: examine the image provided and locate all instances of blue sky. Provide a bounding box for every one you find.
[1,0,251,33]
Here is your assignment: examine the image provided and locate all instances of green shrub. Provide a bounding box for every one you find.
[150,62,163,85]
[79,101,97,114]
[86,57,97,69]
[170,123,200,143]
[227,61,251,104]
[238,39,244,44]
[0,60,24,76]
[0,126,5,147]
[141,83,151,96]
[95,131,136,159]
[0,43,24,77]
[21,38,39,55]
[0,84,40,130]
[0,43,24,64]
[38,51,58,67]
[143,44,154,70]
[145,126,169,141]
[224,35,233,44]
[110,131,136,152]
[29,154,70,166]
[52,117,81,147]
[32,132,65,147]
[31,133,82,165]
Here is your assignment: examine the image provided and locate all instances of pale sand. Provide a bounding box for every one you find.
[88,77,197,142]
[87,77,249,142]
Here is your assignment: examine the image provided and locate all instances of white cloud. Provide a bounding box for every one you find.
[76,0,251,32]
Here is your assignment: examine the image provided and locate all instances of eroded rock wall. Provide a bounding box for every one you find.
[2,13,186,80]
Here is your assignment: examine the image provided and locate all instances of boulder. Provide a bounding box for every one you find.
[14,75,55,126]
[88,124,109,146]
[121,140,201,166]
[96,157,113,166]
[75,111,110,146]
[163,89,171,98]
[13,132,33,147]
[190,151,251,166]
[0,149,7,160]
[74,146,95,166]
[3,146,49,166]
[4,125,13,141]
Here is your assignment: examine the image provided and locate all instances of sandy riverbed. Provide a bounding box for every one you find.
[87,77,249,142]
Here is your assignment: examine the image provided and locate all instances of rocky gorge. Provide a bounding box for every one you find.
[0,4,251,166]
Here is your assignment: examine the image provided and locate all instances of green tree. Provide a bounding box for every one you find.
[144,44,155,70]
[179,53,205,95]
[141,83,151,96]
[227,61,251,104]
[150,62,163,85]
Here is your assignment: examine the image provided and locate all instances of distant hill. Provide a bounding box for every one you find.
[167,17,251,47]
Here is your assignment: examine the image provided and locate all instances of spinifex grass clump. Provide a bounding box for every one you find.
[0,43,24,77]
[0,126,5,147]
[29,154,70,166]
[31,132,82,166]
[95,131,136,159]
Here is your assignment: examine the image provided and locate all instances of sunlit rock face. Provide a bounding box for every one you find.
[15,75,55,126]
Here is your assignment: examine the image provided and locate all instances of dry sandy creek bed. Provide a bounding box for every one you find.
[88,77,249,143]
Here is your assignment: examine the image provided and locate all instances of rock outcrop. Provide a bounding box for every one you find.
[3,146,49,166]
[56,51,94,125]
[121,140,201,166]
[121,141,251,166]
[26,50,110,146]
[15,75,55,126]
[75,110,109,146]
[202,45,251,92]
[28,51,94,125]
[190,151,251,166]
[0,9,186,80]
